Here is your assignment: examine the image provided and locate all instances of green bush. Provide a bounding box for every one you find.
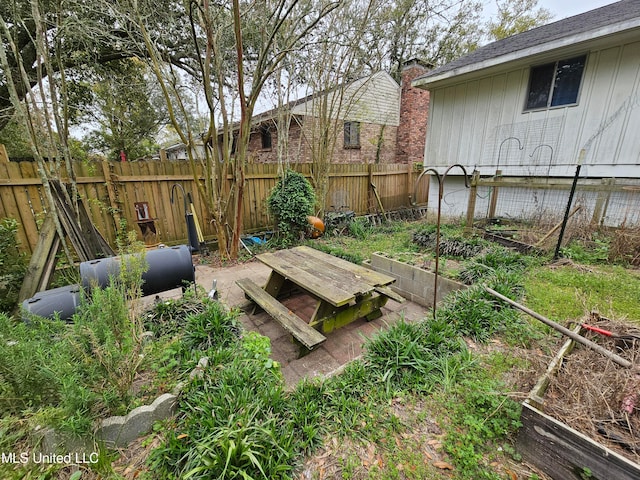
[267,169,316,246]
[0,314,70,413]
[183,301,242,351]
[363,318,464,393]
[147,333,297,479]
[0,218,27,313]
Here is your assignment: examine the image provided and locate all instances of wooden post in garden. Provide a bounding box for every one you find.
[591,178,614,226]
[488,170,501,219]
[367,164,374,213]
[465,170,480,235]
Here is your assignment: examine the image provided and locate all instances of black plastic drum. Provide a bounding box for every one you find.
[80,245,195,297]
[22,284,82,321]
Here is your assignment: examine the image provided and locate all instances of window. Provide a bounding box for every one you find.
[525,55,586,110]
[260,126,272,150]
[343,121,360,148]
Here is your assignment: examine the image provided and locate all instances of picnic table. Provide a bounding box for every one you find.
[236,246,403,356]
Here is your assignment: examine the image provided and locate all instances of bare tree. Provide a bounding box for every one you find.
[117,0,340,258]
[0,0,81,263]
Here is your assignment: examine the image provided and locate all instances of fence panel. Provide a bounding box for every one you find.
[0,158,421,255]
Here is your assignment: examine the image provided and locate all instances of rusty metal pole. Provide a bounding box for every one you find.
[415,165,470,318]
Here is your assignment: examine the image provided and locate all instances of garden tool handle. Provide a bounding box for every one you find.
[582,324,614,337]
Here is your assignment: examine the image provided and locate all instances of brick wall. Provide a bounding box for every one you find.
[395,61,430,165]
[250,117,398,164]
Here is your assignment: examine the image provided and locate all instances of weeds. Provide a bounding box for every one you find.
[0,218,27,313]
[441,361,523,480]
[143,287,208,338]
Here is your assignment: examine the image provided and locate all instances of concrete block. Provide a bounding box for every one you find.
[97,393,178,448]
[369,252,466,308]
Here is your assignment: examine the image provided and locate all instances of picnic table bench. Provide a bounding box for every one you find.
[236,246,402,356]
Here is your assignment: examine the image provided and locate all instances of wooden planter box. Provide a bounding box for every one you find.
[517,333,640,480]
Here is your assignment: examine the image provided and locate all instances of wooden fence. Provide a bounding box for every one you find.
[0,154,428,256]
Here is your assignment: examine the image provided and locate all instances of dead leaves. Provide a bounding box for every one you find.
[432,461,454,470]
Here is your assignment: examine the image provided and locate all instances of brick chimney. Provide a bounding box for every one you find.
[396,59,431,165]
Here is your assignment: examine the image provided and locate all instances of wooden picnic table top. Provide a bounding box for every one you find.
[256,246,396,307]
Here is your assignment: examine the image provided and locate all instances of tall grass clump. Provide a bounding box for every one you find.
[440,246,540,345]
[363,317,465,393]
[148,330,301,479]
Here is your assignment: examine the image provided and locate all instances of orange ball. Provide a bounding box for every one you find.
[307,216,325,238]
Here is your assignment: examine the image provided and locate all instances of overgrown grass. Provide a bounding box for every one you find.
[524,264,640,323]
[306,220,417,264]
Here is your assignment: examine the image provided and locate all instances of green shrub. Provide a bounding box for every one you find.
[363,318,464,393]
[0,218,27,313]
[147,333,297,479]
[0,313,70,414]
[458,245,532,285]
[183,302,242,351]
[267,169,316,246]
[436,285,524,343]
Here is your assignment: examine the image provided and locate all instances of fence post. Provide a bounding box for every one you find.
[0,144,8,163]
[101,161,122,229]
[465,170,480,235]
[488,170,501,219]
[367,164,374,213]
[406,162,412,206]
[591,178,614,226]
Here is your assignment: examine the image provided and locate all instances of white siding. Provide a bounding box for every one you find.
[423,40,640,179]
[291,72,401,126]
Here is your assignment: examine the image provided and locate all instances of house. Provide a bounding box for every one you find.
[412,0,640,224]
[247,61,430,165]
[161,61,430,166]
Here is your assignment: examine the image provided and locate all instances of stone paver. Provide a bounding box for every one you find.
[158,258,430,387]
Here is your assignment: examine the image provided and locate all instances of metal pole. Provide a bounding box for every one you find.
[553,150,585,260]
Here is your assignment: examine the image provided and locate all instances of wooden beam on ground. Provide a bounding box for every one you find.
[18,215,59,302]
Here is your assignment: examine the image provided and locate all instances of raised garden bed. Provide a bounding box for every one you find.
[365,252,466,308]
[517,317,640,479]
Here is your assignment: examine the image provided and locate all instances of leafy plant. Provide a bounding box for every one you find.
[347,217,372,240]
[148,330,296,479]
[305,242,364,264]
[183,302,242,351]
[561,238,610,264]
[267,169,316,246]
[412,224,486,258]
[0,218,27,313]
[144,287,208,338]
[0,313,69,413]
[442,364,523,480]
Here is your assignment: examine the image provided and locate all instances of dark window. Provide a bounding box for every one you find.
[344,121,360,148]
[525,55,586,110]
[260,126,272,150]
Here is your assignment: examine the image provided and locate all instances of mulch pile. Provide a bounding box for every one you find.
[543,312,640,464]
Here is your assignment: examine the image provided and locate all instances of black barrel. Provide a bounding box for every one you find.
[22,284,83,321]
[80,245,195,297]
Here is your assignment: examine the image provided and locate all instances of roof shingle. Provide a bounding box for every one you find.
[417,0,640,81]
